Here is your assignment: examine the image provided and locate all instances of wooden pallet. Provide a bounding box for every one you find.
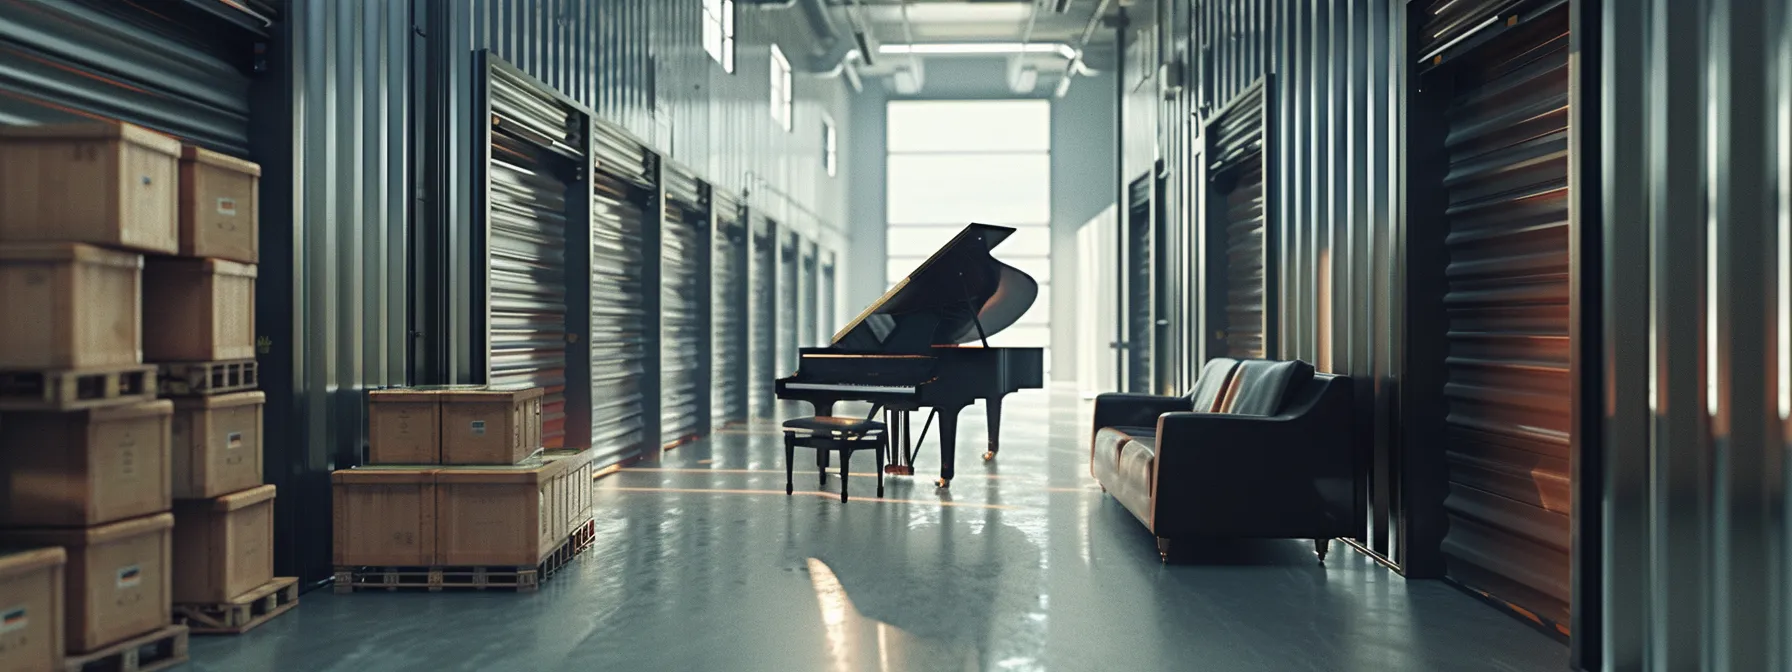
[158,359,258,396]
[173,576,299,635]
[334,518,597,594]
[64,624,188,672]
[0,365,158,411]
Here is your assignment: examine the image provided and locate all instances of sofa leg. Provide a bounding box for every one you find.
[1156,537,1173,563]
[1314,538,1331,564]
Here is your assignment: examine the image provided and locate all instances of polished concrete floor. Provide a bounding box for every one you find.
[191,387,1568,671]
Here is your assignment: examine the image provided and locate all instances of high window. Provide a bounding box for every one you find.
[770,44,792,131]
[702,0,734,73]
[885,100,1053,369]
[823,119,837,177]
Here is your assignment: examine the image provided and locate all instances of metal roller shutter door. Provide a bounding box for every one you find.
[749,216,778,419]
[799,245,818,347]
[1205,80,1272,360]
[1421,0,1574,627]
[778,232,800,385]
[660,165,704,446]
[1125,175,1153,392]
[485,65,576,450]
[711,191,748,426]
[0,0,266,154]
[589,122,652,464]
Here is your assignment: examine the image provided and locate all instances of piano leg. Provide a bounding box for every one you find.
[982,396,1004,461]
[935,404,965,488]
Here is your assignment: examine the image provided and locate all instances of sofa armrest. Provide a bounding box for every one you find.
[1092,393,1189,434]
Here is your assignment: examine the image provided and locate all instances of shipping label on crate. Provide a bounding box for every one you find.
[0,606,25,635]
[116,564,142,589]
[216,197,238,217]
[227,431,244,451]
[469,420,486,436]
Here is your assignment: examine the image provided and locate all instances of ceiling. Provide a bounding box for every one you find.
[821,0,1120,93]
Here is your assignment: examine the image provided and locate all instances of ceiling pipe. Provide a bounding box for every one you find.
[1052,0,1074,13]
[1056,0,1113,97]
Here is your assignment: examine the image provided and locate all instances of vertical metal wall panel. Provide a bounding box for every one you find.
[485,63,575,449]
[820,252,836,346]
[778,230,800,388]
[800,242,818,347]
[660,164,705,446]
[711,189,749,425]
[749,215,778,418]
[1125,175,1154,392]
[589,122,652,465]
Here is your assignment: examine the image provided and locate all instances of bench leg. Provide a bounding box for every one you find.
[839,450,850,502]
[876,443,885,498]
[1156,537,1173,563]
[784,440,795,496]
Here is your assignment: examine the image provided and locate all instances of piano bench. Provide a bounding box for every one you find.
[782,416,886,502]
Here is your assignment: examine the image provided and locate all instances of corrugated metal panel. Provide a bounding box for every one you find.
[748,214,778,418]
[660,163,705,446]
[1124,175,1154,393]
[589,121,651,464]
[0,0,258,154]
[711,189,748,425]
[819,252,836,345]
[799,243,818,347]
[1427,2,1573,627]
[1206,81,1271,360]
[486,65,575,449]
[778,230,800,383]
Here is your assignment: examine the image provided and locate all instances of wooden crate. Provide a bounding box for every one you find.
[331,467,437,567]
[0,400,172,527]
[59,623,186,672]
[141,258,255,362]
[0,365,157,412]
[435,448,593,567]
[0,121,180,255]
[170,391,264,499]
[177,146,260,263]
[0,547,65,672]
[438,385,543,465]
[0,513,173,655]
[171,485,274,604]
[366,388,441,465]
[0,243,142,370]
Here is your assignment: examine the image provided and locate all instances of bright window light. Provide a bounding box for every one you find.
[770,44,793,131]
[702,0,735,73]
[823,119,838,177]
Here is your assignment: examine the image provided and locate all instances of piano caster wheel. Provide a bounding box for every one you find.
[981,451,996,462]
[935,478,950,489]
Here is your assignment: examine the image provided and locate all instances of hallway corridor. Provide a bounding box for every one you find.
[191,389,1567,671]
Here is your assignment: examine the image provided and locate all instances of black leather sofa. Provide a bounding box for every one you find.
[1089,358,1356,562]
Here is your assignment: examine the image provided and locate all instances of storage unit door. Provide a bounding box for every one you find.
[711,193,748,426]
[749,218,778,419]
[1125,175,1153,392]
[486,66,575,450]
[659,167,704,446]
[819,253,836,343]
[0,1,263,155]
[1424,0,1573,627]
[1205,83,1270,361]
[589,124,653,465]
[799,246,818,347]
[778,233,800,383]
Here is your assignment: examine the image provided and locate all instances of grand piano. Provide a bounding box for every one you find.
[775,223,1046,487]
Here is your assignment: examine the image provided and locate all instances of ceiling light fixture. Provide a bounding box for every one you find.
[878,42,1079,59]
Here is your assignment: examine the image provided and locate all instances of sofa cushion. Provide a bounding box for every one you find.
[1220,359,1316,416]
[1183,357,1241,412]
[1091,426,1157,528]
[1093,425,1154,468]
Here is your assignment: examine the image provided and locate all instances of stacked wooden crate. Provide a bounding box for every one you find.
[0,121,188,671]
[148,142,296,636]
[333,385,597,592]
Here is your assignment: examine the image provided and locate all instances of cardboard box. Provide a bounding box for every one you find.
[178,146,260,263]
[439,385,543,465]
[0,547,65,672]
[0,400,173,527]
[142,257,256,362]
[331,467,437,567]
[366,389,442,465]
[0,243,142,369]
[435,448,594,567]
[170,391,265,499]
[0,121,180,254]
[172,485,274,604]
[0,513,173,654]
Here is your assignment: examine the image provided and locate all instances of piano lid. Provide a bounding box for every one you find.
[830,223,1040,353]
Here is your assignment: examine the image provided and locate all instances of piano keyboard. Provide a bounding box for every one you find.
[782,382,918,394]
